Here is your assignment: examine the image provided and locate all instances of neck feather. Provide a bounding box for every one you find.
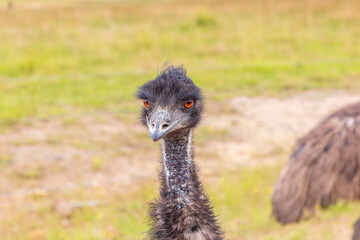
[161,129,193,207]
[149,129,223,240]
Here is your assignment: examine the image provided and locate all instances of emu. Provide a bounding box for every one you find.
[137,66,223,240]
[272,101,360,224]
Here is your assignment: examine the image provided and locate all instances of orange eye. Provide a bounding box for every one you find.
[143,100,150,108]
[184,100,194,109]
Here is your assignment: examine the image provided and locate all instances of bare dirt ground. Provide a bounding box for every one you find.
[0,90,359,227]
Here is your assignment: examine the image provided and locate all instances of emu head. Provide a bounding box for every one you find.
[136,66,203,141]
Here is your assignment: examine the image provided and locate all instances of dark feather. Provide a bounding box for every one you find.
[136,65,202,105]
[138,65,223,239]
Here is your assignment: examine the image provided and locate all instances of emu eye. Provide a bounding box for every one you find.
[143,100,150,108]
[184,100,194,109]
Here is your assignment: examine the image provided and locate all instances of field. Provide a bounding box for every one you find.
[1,0,360,239]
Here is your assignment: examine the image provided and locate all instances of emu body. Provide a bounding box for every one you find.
[137,66,223,240]
[353,217,360,240]
[272,101,360,224]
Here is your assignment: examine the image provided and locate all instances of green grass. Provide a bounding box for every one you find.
[1,0,360,126]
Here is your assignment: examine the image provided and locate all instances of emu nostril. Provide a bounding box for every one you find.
[163,124,169,129]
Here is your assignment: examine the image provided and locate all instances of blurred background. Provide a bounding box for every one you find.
[1,0,360,239]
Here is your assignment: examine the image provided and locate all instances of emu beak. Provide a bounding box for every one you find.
[146,109,187,142]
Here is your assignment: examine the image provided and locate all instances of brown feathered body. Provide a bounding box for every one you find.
[353,217,360,240]
[272,101,360,224]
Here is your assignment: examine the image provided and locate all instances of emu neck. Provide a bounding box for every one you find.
[161,129,193,206]
[151,129,223,239]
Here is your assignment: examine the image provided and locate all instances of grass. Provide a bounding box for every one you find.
[1,0,360,126]
[1,0,360,239]
[1,163,360,240]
